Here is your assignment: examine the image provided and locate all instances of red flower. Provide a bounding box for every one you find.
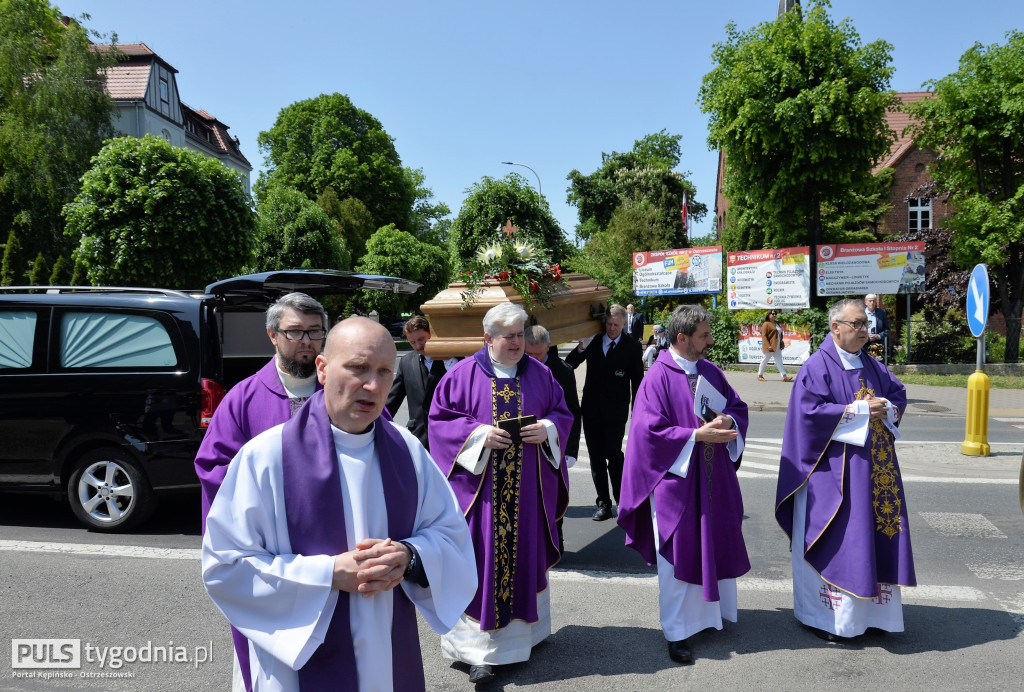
[530,280,539,292]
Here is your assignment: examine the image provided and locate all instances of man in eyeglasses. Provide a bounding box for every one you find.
[775,298,916,643]
[194,291,328,691]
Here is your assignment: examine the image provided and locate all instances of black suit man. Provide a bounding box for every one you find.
[565,304,644,520]
[864,294,890,349]
[385,315,454,450]
[625,304,645,342]
[524,326,581,462]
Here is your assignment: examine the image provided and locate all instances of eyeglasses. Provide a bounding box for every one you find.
[276,328,326,341]
[835,320,868,330]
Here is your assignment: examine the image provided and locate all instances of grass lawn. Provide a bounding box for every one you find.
[893,372,1024,389]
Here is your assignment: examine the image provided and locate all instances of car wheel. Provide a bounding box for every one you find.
[67,448,156,532]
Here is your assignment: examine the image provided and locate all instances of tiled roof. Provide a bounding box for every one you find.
[102,62,150,99]
[875,91,933,172]
[181,103,251,168]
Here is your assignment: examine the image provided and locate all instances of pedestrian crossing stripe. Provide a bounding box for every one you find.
[994,417,1024,430]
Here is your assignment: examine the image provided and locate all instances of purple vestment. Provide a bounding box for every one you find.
[194,357,320,691]
[280,391,423,690]
[618,349,751,601]
[428,348,572,630]
[775,333,916,598]
[195,358,322,526]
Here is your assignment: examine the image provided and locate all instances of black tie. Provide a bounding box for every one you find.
[607,340,616,357]
[419,354,429,385]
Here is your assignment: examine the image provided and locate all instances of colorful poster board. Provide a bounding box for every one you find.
[737,322,812,365]
[632,246,723,296]
[726,247,810,310]
[815,242,926,296]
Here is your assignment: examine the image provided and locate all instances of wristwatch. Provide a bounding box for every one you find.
[400,541,417,578]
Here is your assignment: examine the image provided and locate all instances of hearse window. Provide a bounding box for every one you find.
[0,311,37,369]
[60,312,177,368]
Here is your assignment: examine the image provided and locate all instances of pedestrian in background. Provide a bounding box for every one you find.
[757,310,793,382]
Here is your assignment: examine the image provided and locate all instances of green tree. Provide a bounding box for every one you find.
[316,188,375,264]
[48,255,70,285]
[407,167,452,241]
[355,224,449,319]
[1,230,26,285]
[450,174,569,273]
[26,251,47,286]
[64,135,255,288]
[0,1,118,262]
[567,130,706,247]
[69,256,87,286]
[256,93,416,231]
[570,203,676,306]
[698,0,897,251]
[251,184,350,273]
[906,31,1024,362]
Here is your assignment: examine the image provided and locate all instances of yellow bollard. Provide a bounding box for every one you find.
[960,370,991,456]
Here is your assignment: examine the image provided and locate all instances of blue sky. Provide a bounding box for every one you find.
[60,0,1024,243]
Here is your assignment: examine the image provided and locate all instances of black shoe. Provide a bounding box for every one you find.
[468,664,494,685]
[592,503,613,521]
[805,625,843,642]
[668,639,693,664]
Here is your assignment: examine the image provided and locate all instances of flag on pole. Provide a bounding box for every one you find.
[681,190,690,234]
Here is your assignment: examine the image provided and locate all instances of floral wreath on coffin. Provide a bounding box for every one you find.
[459,220,567,311]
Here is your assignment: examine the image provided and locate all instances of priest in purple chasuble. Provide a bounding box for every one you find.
[618,304,749,666]
[775,298,916,641]
[202,318,476,692]
[428,303,573,686]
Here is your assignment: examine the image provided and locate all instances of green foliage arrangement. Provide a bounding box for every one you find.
[449,174,569,274]
[458,224,566,312]
[64,135,255,288]
[26,251,47,287]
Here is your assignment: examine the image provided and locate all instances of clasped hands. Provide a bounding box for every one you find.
[483,423,546,449]
[864,395,894,422]
[332,537,411,596]
[694,413,738,444]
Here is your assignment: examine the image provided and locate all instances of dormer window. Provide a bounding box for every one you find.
[159,78,169,103]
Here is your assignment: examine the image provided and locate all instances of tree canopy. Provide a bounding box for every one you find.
[566,130,704,247]
[251,184,350,274]
[355,224,449,319]
[906,30,1024,362]
[0,0,118,262]
[698,0,897,251]
[449,174,569,273]
[64,135,255,288]
[256,93,417,232]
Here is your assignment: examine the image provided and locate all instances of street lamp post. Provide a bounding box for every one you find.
[501,161,543,204]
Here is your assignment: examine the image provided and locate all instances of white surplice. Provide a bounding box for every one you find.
[202,421,477,692]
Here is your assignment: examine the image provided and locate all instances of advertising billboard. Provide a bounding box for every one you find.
[726,246,810,310]
[632,246,723,296]
[815,242,926,296]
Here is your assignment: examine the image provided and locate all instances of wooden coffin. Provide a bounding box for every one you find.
[420,273,612,358]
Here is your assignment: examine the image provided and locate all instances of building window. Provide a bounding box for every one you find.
[908,197,931,231]
[159,78,169,103]
[184,119,196,134]
[161,129,171,141]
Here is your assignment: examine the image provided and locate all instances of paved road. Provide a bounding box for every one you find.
[0,353,1021,690]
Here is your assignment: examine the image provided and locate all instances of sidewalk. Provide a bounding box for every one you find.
[726,366,1024,419]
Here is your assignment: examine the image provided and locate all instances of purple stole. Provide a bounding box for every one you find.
[472,348,527,629]
[281,391,424,691]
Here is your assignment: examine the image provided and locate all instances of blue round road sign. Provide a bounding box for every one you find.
[966,264,990,338]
